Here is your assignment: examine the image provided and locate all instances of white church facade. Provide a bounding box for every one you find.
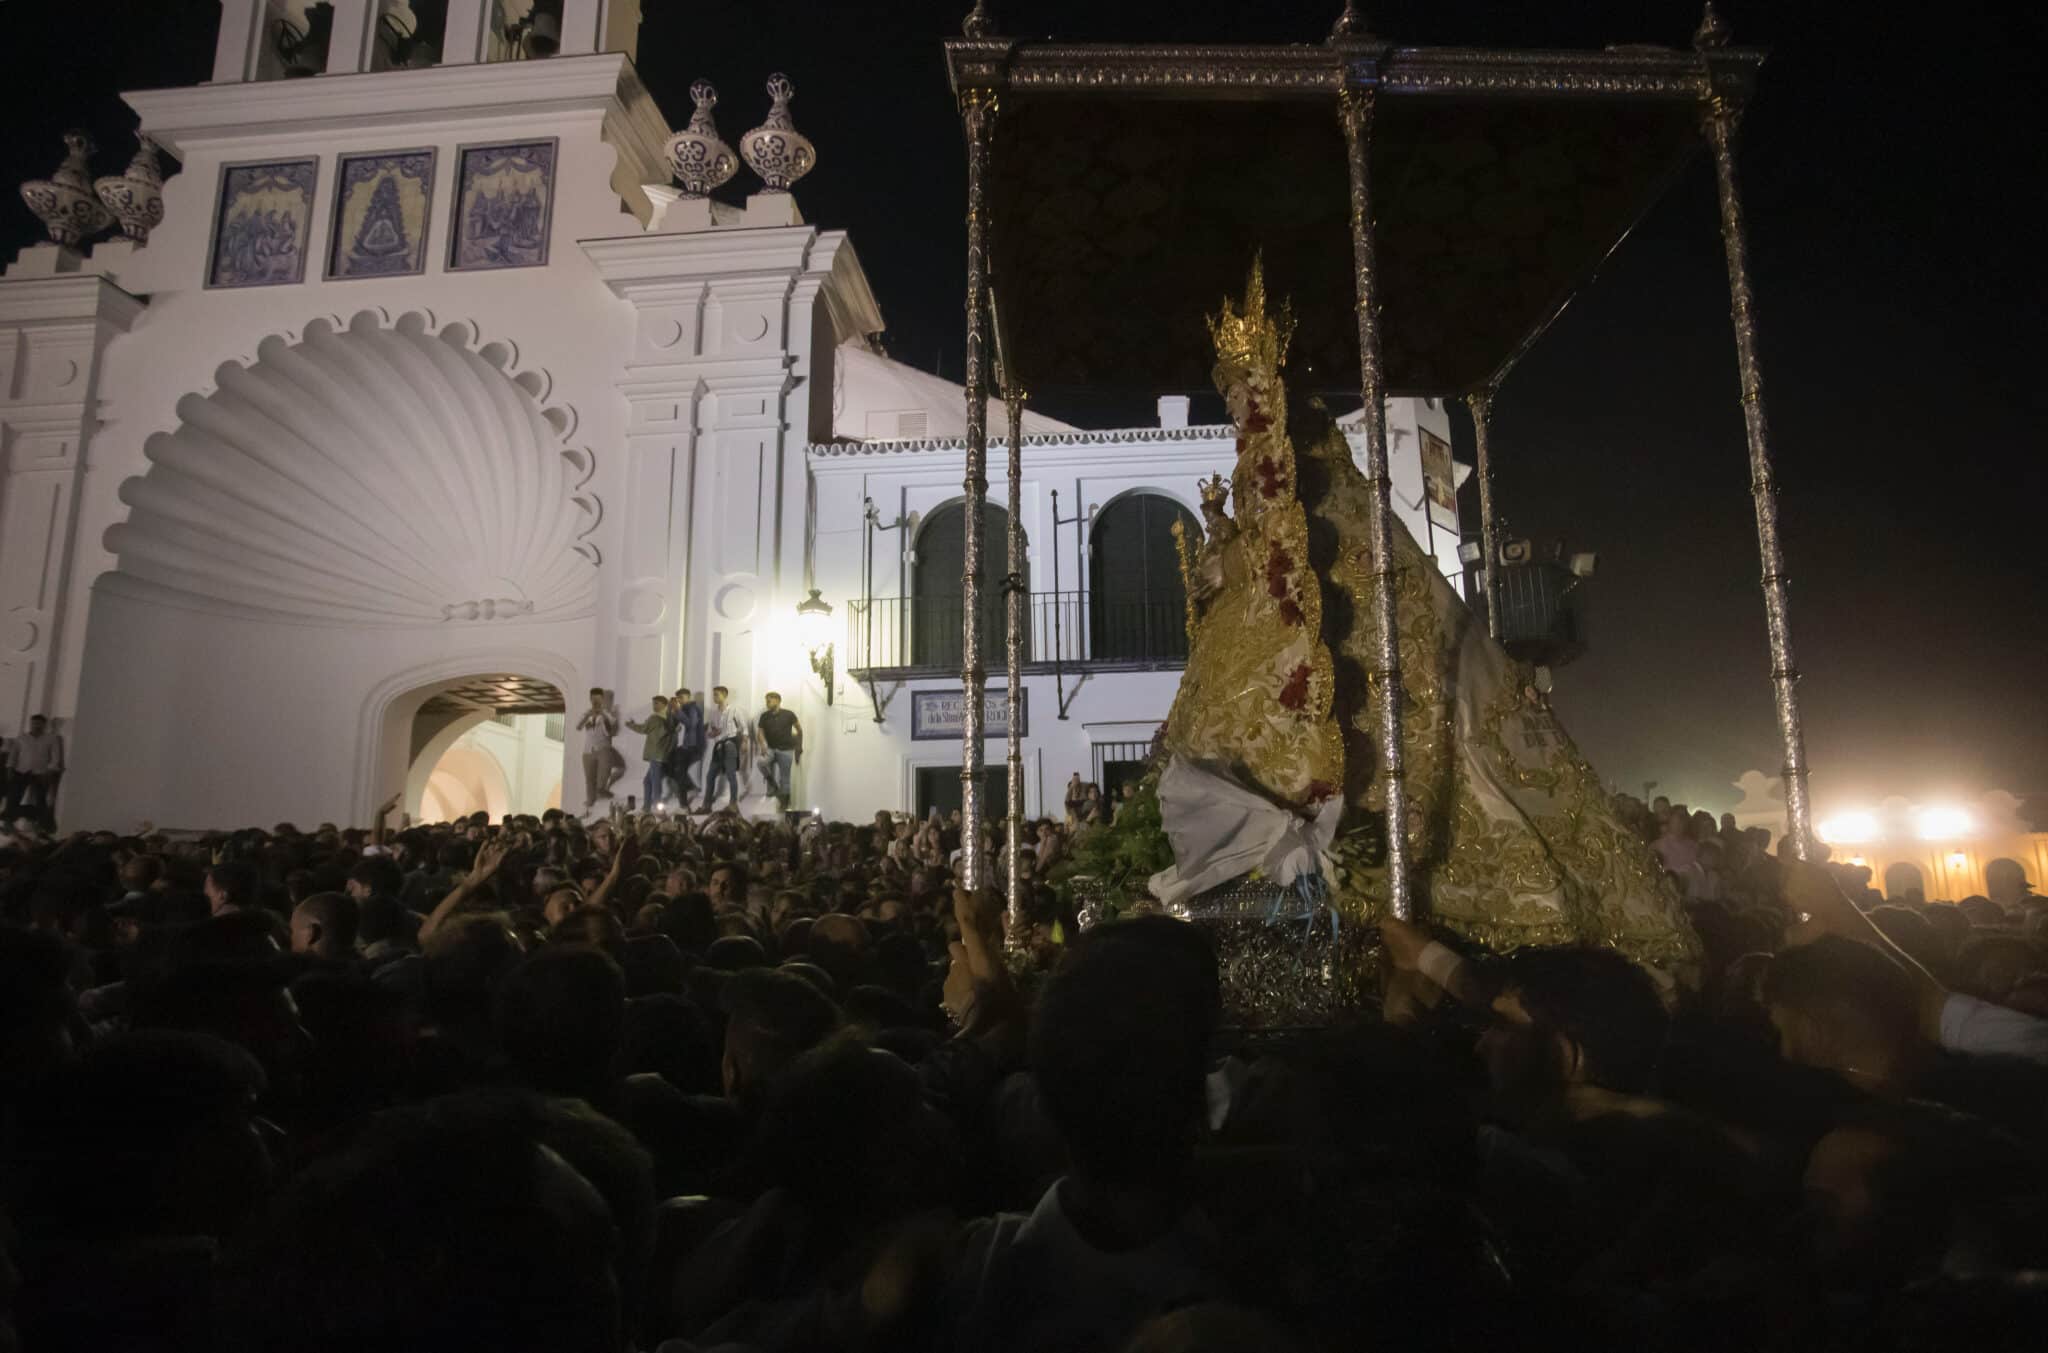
[0,0,1466,830]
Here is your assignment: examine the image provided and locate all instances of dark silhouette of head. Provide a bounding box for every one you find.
[497,946,628,1102]
[1029,917,1219,1193]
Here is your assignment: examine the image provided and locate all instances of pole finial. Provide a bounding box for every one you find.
[1329,1,1371,38]
[963,1,993,37]
[1694,2,1730,50]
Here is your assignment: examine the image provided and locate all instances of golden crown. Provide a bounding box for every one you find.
[1207,255,1294,379]
[1198,473,1229,509]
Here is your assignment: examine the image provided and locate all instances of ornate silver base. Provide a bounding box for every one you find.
[1166,882,1358,1028]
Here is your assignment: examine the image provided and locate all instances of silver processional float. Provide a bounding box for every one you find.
[943,2,1811,1024]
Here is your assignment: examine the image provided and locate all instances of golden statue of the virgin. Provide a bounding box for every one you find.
[1156,261,1696,973]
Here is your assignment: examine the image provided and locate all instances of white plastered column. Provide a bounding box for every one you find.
[0,273,143,737]
[582,224,879,724]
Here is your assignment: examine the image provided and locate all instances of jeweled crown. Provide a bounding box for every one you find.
[1207,256,1294,380]
[1198,473,1229,509]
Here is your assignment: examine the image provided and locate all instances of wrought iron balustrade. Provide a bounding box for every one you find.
[845,590,1189,676]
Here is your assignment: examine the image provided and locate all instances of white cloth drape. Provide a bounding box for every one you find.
[1148,757,1343,906]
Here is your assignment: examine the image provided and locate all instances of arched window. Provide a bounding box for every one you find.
[911,502,1028,669]
[1089,493,1198,663]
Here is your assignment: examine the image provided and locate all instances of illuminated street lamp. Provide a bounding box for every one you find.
[796,589,835,706]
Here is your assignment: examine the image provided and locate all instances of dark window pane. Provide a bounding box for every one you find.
[912,502,1028,668]
[1089,494,1195,662]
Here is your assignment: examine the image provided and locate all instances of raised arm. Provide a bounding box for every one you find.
[1378,915,1487,1007]
[418,839,509,944]
[370,792,401,847]
[585,833,640,914]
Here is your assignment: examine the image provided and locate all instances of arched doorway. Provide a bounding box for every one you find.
[911,501,1029,669]
[402,673,568,822]
[1089,492,1197,663]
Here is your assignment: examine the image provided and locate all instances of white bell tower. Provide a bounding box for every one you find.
[210,1,643,83]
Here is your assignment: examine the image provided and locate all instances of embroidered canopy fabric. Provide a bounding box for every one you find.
[947,38,1762,396]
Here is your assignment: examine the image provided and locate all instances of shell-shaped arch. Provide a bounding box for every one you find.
[107,310,600,625]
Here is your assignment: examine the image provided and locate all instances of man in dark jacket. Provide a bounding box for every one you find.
[666,688,705,804]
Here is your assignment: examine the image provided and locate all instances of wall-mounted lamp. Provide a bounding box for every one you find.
[796,588,834,706]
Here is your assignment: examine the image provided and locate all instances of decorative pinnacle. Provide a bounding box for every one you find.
[1693,2,1730,49]
[665,77,738,197]
[1329,1,1371,38]
[739,73,815,192]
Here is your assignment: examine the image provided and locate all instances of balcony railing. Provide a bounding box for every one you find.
[846,591,1189,676]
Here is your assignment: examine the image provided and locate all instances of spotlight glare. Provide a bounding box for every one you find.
[1816,811,1878,845]
[1913,805,1974,841]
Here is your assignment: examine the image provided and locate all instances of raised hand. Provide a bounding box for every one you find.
[466,839,509,886]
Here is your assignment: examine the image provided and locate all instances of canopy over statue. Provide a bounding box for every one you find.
[945,7,1817,996]
[1149,261,1697,975]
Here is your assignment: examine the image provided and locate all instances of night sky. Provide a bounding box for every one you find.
[4,1,2042,818]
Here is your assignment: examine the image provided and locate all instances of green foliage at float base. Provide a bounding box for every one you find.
[1048,772,1174,922]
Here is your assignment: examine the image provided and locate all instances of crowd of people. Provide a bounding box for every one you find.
[576,686,806,818]
[1,779,2045,1352]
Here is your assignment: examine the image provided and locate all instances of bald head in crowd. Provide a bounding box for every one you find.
[290,891,359,961]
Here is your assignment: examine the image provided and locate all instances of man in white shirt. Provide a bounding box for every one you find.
[699,685,748,814]
[5,714,64,830]
[573,688,619,812]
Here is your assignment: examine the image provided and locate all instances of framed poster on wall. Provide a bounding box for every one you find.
[911,688,1028,741]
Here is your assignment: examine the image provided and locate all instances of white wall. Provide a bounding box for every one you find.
[797,407,1467,820]
[65,583,586,830]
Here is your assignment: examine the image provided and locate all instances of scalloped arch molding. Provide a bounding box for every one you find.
[107,310,601,625]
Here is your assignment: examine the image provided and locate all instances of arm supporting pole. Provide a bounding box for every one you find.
[1703,93,1814,862]
[957,88,997,891]
[1339,85,1415,922]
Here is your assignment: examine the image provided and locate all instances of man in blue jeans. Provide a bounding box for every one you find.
[625,694,675,811]
[754,691,803,811]
[700,685,746,813]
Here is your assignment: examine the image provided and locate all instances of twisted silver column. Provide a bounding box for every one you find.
[957,88,996,891]
[1703,94,1814,861]
[1339,86,1414,920]
[1003,373,1026,932]
[1467,383,1503,642]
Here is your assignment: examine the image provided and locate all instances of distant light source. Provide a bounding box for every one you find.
[1913,805,1974,840]
[1947,851,1969,870]
[1817,811,1878,845]
[796,588,835,707]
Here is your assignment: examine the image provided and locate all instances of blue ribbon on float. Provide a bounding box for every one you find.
[1266,867,1336,945]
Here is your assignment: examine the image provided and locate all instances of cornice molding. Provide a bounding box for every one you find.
[125,53,660,154]
[0,275,146,329]
[581,225,822,291]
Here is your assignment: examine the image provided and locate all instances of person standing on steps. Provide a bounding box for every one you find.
[700,686,746,814]
[755,691,803,812]
[575,687,619,812]
[625,694,676,812]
